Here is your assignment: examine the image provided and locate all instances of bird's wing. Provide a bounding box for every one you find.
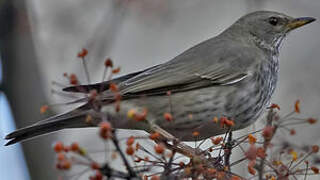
[64,38,258,98]
[115,38,256,97]
[118,63,249,97]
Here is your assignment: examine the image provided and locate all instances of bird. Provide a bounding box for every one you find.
[5,11,316,146]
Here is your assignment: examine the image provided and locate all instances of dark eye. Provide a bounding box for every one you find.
[268,17,279,26]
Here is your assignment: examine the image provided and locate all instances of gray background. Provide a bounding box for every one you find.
[2,0,320,179]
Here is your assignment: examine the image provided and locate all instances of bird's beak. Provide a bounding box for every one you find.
[287,17,316,30]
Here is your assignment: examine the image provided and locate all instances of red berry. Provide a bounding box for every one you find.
[71,142,79,152]
[54,141,64,153]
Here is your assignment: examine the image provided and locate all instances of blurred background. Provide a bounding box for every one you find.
[1,0,319,179]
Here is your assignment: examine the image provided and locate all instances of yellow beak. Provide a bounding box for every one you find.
[287,17,316,30]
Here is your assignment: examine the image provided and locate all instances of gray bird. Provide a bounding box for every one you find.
[5,11,316,145]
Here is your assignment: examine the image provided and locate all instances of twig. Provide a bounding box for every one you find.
[82,57,91,84]
[110,129,137,178]
[224,130,233,169]
[257,109,278,180]
[163,150,176,176]
[100,163,135,179]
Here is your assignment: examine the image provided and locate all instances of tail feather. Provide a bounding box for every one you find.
[5,107,93,146]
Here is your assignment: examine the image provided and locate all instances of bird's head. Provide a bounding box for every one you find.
[230,11,316,50]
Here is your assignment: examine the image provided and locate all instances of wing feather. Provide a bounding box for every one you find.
[70,38,258,98]
[117,38,257,96]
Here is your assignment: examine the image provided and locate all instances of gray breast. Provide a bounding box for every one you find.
[233,54,279,128]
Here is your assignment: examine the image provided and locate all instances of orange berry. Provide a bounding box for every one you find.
[69,73,78,85]
[112,67,121,74]
[225,119,235,127]
[294,100,300,113]
[220,117,235,127]
[133,109,148,122]
[192,131,200,137]
[270,103,280,110]
[211,137,223,145]
[40,105,49,114]
[248,165,256,175]
[307,118,317,124]
[99,122,112,131]
[220,117,227,127]
[53,141,64,153]
[312,145,319,153]
[163,112,173,122]
[149,132,160,140]
[104,58,113,68]
[126,136,135,146]
[91,162,100,170]
[248,134,257,144]
[179,161,185,167]
[126,146,135,155]
[99,122,112,139]
[109,83,118,92]
[290,129,296,135]
[61,160,72,170]
[311,166,319,174]
[154,143,165,154]
[77,48,88,58]
[70,142,79,152]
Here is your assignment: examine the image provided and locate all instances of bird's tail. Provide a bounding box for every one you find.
[4,105,94,146]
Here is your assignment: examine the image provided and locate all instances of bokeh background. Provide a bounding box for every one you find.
[1,0,320,179]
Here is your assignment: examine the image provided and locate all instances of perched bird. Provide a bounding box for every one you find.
[5,11,315,145]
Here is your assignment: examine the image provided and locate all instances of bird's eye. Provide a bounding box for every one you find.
[268,17,279,26]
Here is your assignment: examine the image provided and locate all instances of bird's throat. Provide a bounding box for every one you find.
[250,32,286,54]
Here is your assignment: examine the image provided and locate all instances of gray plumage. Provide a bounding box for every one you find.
[5,11,315,145]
